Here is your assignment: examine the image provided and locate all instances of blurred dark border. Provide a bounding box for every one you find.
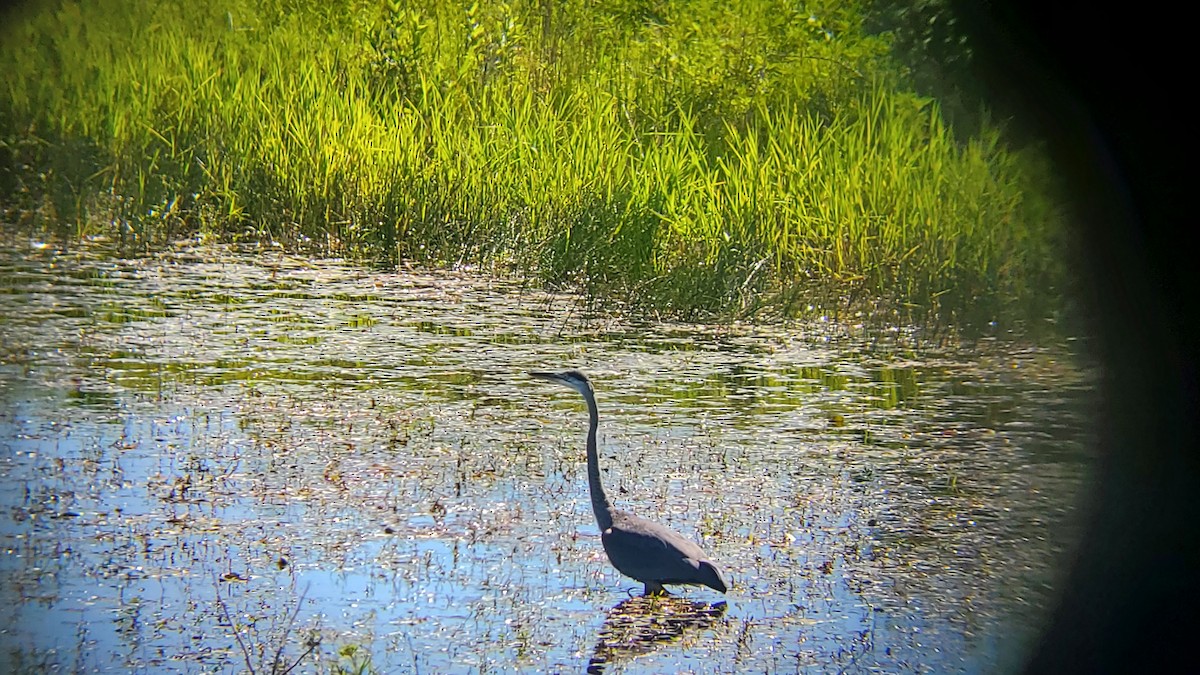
[2,0,1195,670]
[951,2,1197,672]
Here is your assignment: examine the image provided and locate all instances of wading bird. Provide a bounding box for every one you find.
[529,370,728,596]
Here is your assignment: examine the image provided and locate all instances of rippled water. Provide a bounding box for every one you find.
[0,242,1094,673]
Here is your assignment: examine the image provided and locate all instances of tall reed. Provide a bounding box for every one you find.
[0,0,1068,329]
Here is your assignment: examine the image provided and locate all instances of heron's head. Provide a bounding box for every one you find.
[529,369,593,397]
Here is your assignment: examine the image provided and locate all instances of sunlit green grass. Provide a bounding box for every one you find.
[0,0,1068,330]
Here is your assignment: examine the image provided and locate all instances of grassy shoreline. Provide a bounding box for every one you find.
[1,0,1069,331]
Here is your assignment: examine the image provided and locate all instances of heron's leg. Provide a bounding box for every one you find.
[642,582,668,596]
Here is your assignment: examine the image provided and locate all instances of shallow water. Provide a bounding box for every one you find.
[0,242,1094,673]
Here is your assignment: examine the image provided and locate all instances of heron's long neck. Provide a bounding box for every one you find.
[583,390,615,532]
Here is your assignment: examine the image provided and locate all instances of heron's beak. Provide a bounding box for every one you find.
[528,371,564,383]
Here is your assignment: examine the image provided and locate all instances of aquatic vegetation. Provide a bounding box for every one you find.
[0,0,1068,329]
[0,244,1093,672]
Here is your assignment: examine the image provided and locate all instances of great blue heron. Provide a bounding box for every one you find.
[529,370,728,596]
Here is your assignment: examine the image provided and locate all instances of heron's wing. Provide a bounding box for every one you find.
[602,514,726,591]
[608,514,707,557]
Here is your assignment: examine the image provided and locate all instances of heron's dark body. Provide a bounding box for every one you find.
[530,369,728,596]
[603,510,728,594]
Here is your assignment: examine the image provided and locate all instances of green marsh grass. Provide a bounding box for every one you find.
[0,0,1068,329]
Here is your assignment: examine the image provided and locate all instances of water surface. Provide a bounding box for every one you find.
[0,243,1093,673]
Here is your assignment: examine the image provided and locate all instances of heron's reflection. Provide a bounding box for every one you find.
[586,595,727,674]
